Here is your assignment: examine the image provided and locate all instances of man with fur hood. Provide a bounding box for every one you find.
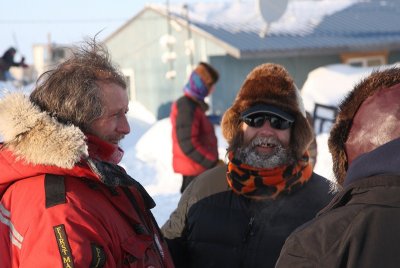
[276,67,400,268]
[0,41,174,267]
[161,63,334,268]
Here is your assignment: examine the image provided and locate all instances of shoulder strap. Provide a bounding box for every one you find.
[45,174,66,208]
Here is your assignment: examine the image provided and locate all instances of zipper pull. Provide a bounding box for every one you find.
[243,216,255,242]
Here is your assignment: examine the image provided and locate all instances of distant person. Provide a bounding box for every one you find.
[170,62,220,193]
[162,63,334,268]
[0,47,28,81]
[276,67,400,268]
[0,40,174,267]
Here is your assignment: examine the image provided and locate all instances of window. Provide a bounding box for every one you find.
[312,103,338,134]
[341,51,388,67]
[346,56,386,67]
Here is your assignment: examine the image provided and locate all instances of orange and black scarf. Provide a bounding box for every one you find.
[226,151,312,200]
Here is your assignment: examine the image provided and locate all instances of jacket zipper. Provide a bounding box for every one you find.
[240,216,255,267]
[243,216,255,242]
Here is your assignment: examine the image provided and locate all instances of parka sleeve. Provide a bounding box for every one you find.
[161,181,199,267]
[275,235,317,268]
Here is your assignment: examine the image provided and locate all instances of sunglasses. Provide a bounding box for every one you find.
[240,113,293,130]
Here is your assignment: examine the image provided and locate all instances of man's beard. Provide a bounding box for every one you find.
[234,136,294,169]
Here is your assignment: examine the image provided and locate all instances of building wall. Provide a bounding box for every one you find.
[105,9,400,119]
[389,50,400,63]
[105,9,225,119]
[209,54,340,117]
[210,50,400,117]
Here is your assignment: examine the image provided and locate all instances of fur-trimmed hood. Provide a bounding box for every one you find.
[0,92,88,169]
[329,67,400,185]
[221,63,313,159]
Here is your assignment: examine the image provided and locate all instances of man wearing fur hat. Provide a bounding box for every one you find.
[170,62,220,193]
[276,67,400,267]
[162,63,334,268]
[0,40,174,267]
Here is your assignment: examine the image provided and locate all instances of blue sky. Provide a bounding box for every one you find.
[1,0,217,63]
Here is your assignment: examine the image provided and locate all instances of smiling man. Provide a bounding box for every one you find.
[161,63,334,268]
[0,40,173,267]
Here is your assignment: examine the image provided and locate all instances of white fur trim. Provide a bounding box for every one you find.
[0,93,88,168]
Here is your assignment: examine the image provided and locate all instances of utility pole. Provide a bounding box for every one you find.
[183,3,194,74]
[165,0,176,79]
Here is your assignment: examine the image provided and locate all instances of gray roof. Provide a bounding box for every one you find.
[168,0,400,59]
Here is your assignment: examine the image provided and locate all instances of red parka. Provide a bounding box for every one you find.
[170,95,218,176]
[0,93,174,268]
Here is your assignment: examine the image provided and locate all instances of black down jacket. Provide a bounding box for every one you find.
[161,164,334,268]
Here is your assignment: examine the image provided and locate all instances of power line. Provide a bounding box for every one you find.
[0,18,129,24]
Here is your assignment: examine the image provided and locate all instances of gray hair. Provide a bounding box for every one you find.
[30,39,127,132]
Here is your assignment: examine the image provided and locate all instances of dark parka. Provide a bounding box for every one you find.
[161,164,334,268]
[276,139,400,268]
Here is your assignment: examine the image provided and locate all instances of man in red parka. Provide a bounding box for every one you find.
[0,40,174,267]
[170,62,220,193]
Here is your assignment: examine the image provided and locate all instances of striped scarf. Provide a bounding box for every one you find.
[226,151,312,200]
[183,72,209,101]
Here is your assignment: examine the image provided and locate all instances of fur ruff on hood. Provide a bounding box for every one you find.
[329,67,400,185]
[221,63,313,159]
[0,92,88,169]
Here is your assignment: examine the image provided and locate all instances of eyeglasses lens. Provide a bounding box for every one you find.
[243,114,292,130]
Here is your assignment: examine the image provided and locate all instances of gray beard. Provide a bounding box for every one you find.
[235,136,294,169]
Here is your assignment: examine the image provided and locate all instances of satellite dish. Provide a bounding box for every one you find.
[257,0,289,23]
[257,0,289,37]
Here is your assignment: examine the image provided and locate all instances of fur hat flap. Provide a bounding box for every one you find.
[329,67,400,185]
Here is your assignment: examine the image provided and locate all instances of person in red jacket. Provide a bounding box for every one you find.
[0,40,174,267]
[170,62,220,193]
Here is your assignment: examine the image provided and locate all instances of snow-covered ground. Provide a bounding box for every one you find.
[0,63,393,225]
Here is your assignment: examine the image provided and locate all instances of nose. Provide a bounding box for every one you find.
[258,120,275,135]
[117,115,130,135]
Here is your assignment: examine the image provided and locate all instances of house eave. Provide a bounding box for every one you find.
[239,43,400,59]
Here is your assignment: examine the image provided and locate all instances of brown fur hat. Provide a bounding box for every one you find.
[329,67,400,185]
[221,63,313,159]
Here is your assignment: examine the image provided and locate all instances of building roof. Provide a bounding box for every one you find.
[149,0,400,59]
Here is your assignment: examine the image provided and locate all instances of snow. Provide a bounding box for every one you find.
[156,0,361,35]
[302,63,400,114]
[119,117,228,224]
[0,62,395,226]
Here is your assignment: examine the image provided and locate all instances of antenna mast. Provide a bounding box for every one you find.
[257,0,288,38]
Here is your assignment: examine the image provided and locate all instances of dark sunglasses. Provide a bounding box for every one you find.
[240,113,293,130]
